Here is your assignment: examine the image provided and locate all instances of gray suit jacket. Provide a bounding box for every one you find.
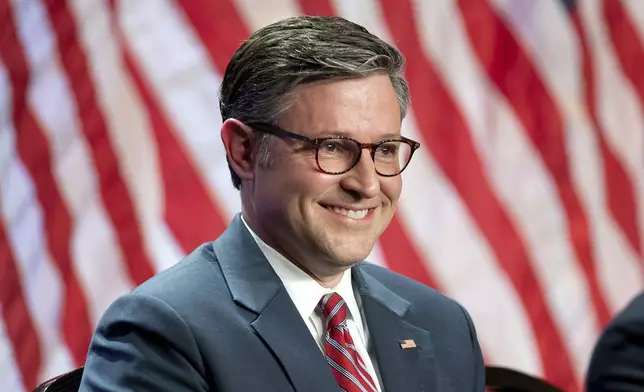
[587,292,644,391]
[79,215,485,391]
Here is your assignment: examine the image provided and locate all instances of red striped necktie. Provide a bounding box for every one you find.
[319,292,378,392]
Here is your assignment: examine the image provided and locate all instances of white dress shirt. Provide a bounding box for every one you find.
[241,217,383,391]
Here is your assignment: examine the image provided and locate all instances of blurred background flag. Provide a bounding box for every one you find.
[0,0,643,391]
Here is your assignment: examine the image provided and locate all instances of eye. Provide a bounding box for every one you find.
[321,141,339,153]
[319,140,353,156]
[377,142,399,157]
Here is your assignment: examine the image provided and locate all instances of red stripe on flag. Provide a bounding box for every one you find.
[176,0,249,74]
[297,0,335,16]
[570,11,643,263]
[122,49,229,252]
[380,215,441,290]
[0,2,93,366]
[0,219,41,389]
[106,2,229,253]
[378,0,577,389]
[42,0,155,285]
[603,0,644,115]
[457,0,612,332]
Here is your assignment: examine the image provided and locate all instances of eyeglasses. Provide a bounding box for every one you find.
[245,122,420,177]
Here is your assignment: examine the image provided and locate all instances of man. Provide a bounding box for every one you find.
[586,292,644,391]
[79,16,485,391]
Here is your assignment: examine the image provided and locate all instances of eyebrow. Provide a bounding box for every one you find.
[313,129,402,140]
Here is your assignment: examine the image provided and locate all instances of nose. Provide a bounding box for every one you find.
[339,149,380,199]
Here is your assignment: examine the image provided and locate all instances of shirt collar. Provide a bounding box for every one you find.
[240,216,361,324]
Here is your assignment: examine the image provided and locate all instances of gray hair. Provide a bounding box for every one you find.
[219,15,411,190]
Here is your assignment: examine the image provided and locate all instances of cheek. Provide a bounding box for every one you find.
[381,177,402,204]
[294,170,338,196]
[266,158,312,191]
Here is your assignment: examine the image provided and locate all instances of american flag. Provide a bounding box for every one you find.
[1,0,643,391]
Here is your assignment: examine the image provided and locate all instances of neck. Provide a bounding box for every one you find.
[292,258,344,288]
[240,206,346,289]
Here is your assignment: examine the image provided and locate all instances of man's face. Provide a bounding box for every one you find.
[251,74,403,274]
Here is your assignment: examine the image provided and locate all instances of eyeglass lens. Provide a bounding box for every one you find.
[316,139,412,175]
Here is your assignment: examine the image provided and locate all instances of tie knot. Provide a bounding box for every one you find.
[318,292,348,329]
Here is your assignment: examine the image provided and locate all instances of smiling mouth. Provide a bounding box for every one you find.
[321,204,374,220]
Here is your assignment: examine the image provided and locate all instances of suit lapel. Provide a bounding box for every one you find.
[250,289,339,392]
[354,265,442,392]
[212,215,338,392]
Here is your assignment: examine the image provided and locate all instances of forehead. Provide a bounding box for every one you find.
[279,74,402,140]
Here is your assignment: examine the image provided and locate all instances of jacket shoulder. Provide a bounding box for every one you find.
[130,243,226,308]
[359,262,461,311]
[608,292,644,332]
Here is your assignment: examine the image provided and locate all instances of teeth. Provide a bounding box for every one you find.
[328,206,369,220]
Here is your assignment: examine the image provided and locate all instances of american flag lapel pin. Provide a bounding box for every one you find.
[399,339,417,349]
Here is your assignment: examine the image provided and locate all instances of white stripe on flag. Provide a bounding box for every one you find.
[331,0,389,40]
[236,0,300,28]
[67,0,184,273]
[0,313,26,392]
[118,0,241,220]
[366,241,388,268]
[0,63,11,177]
[0,60,75,383]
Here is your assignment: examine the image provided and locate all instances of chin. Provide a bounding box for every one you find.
[336,252,369,264]
[325,239,375,265]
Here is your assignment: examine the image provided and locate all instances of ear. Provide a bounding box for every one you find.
[221,119,255,183]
